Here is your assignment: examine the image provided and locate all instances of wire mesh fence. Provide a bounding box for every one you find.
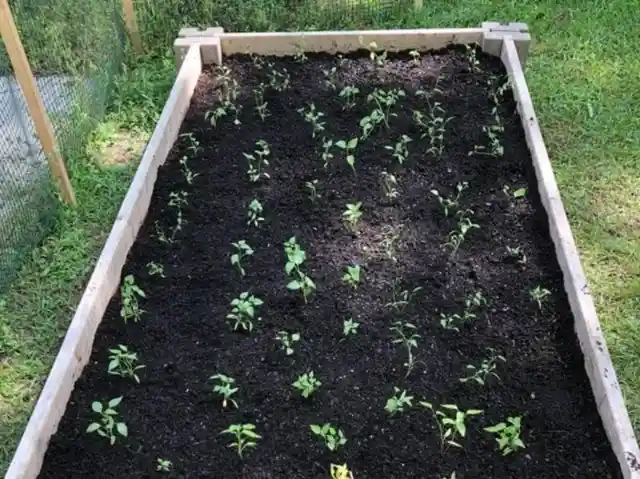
[0,0,125,291]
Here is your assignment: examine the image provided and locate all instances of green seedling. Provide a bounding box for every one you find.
[385,134,412,165]
[221,423,261,458]
[120,275,145,323]
[86,397,128,445]
[530,285,551,310]
[506,245,527,265]
[156,458,172,472]
[485,416,526,455]
[339,85,360,111]
[205,105,228,128]
[210,373,239,409]
[430,182,468,217]
[305,179,321,203]
[284,236,316,303]
[367,41,388,67]
[359,109,385,140]
[161,190,188,244]
[321,138,334,169]
[342,202,362,232]
[414,102,452,158]
[227,292,263,332]
[293,371,321,398]
[276,331,300,356]
[179,155,200,184]
[231,240,254,276]
[294,47,307,63]
[386,282,422,314]
[419,401,483,450]
[440,291,486,332]
[367,88,405,128]
[460,348,506,385]
[336,138,358,172]
[267,64,290,92]
[445,210,480,258]
[389,321,420,378]
[465,44,481,73]
[244,139,271,183]
[380,225,401,262]
[342,264,362,289]
[247,199,265,227]
[409,49,421,66]
[503,184,527,199]
[342,318,359,338]
[298,103,326,138]
[107,345,144,383]
[147,261,165,278]
[470,113,504,158]
[380,170,400,201]
[310,423,347,452]
[323,66,338,90]
[331,464,354,479]
[253,82,269,121]
[250,53,265,70]
[180,132,200,155]
[385,387,413,416]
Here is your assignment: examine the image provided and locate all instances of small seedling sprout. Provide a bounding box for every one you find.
[530,285,551,310]
[107,345,145,383]
[298,103,326,138]
[409,49,421,66]
[485,416,526,455]
[385,387,413,416]
[226,292,263,332]
[253,82,269,121]
[367,88,405,129]
[156,458,172,472]
[310,423,347,452]
[293,371,321,398]
[230,240,254,277]
[147,261,165,278]
[276,331,300,356]
[284,236,316,303]
[430,181,468,217]
[221,423,261,458]
[179,155,200,184]
[210,373,239,409]
[323,66,339,90]
[342,202,362,232]
[367,41,388,67]
[86,397,128,445]
[465,44,482,73]
[321,138,334,170]
[359,109,384,140]
[386,282,422,314]
[389,321,420,378]
[247,199,265,227]
[414,102,451,158]
[342,318,359,338]
[384,134,412,165]
[244,140,271,183]
[120,274,145,323]
[445,210,480,258]
[267,64,290,92]
[339,85,360,111]
[419,401,483,450]
[342,264,362,289]
[459,348,506,385]
[506,245,527,264]
[380,170,400,201]
[305,179,321,203]
[335,138,358,172]
[330,464,354,479]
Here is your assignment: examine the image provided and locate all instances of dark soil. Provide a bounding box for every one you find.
[40,47,621,478]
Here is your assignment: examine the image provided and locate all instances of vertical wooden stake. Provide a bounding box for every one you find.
[0,0,76,205]
[121,0,143,54]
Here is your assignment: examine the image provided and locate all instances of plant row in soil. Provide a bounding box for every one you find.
[39,45,620,479]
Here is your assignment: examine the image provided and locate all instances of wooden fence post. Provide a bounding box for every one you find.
[121,0,143,54]
[0,0,76,205]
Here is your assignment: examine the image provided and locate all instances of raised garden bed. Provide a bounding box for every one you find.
[8,24,640,479]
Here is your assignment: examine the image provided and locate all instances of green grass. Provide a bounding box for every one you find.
[1,0,639,473]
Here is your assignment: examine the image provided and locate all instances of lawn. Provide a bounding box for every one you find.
[1,0,638,474]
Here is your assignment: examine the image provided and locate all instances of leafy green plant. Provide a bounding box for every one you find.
[339,85,360,111]
[414,102,451,157]
[267,63,290,92]
[419,401,483,450]
[155,191,188,244]
[470,113,504,158]
[107,345,144,383]
[330,463,354,479]
[156,458,172,472]
[385,387,413,416]
[86,397,128,445]
[485,416,526,455]
[389,321,420,377]
[342,264,362,289]
[293,371,321,398]
[244,140,271,183]
[210,373,239,409]
[409,49,421,66]
[380,170,400,201]
[460,348,506,385]
[342,202,362,232]
[530,285,551,310]
[385,134,412,165]
[310,423,347,451]
[276,331,300,356]
[323,66,339,90]
[506,245,527,264]
[342,318,359,337]
[367,41,388,66]
[247,199,265,227]
[253,82,269,120]
[230,240,254,276]
[120,275,145,323]
[179,155,200,184]
[445,210,480,258]
[147,261,165,278]
[367,88,405,128]
[380,225,401,262]
[336,138,358,172]
[386,283,422,314]
[221,423,261,458]
[294,47,307,63]
[205,105,228,128]
[503,184,527,199]
[298,103,326,138]
[430,182,468,217]
[284,236,316,303]
[227,292,263,332]
[321,138,334,169]
[359,109,384,140]
[440,291,486,332]
[305,179,321,203]
[465,44,481,73]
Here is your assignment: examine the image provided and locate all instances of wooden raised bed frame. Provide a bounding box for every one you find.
[7,22,640,479]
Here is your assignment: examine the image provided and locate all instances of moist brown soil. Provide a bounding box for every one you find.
[40,47,621,479]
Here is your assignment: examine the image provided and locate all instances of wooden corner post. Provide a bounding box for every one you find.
[0,0,76,204]
[121,0,143,54]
